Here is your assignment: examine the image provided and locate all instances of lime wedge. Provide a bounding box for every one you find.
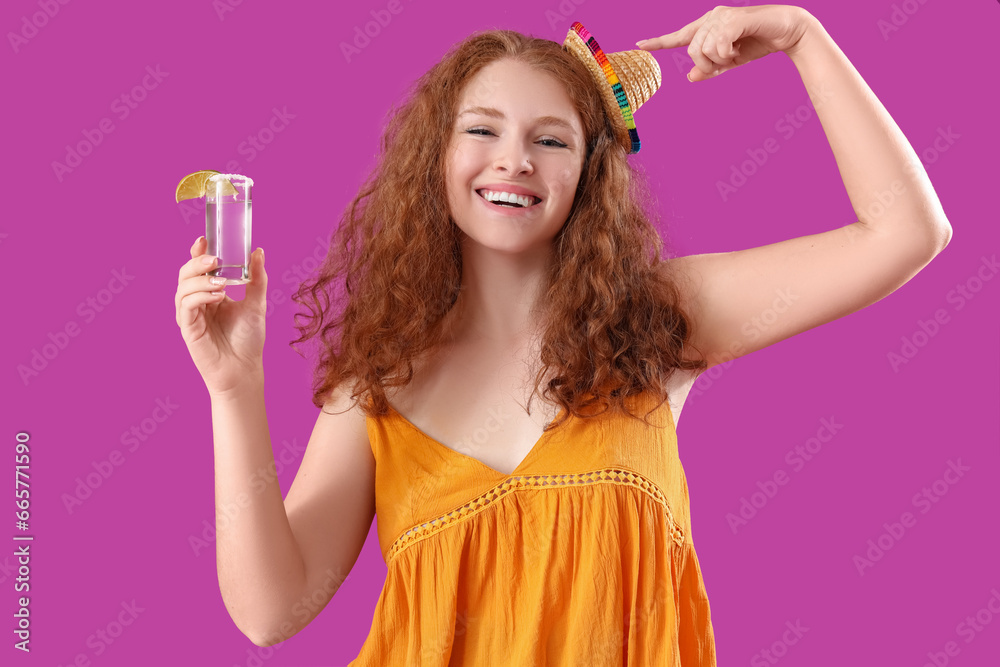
[175,170,238,202]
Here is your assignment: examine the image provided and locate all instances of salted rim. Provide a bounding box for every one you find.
[209,173,254,186]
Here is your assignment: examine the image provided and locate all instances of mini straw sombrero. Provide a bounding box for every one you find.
[562,21,661,154]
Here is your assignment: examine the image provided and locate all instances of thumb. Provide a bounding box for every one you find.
[246,247,267,305]
[688,65,725,82]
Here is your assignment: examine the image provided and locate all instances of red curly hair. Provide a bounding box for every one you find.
[289,28,708,430]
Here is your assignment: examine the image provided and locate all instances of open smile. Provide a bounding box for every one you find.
[475,189,543,215]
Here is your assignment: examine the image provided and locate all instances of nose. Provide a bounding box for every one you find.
[492,137,534,176]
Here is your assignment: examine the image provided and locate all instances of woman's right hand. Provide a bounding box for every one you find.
[175,237,268,397]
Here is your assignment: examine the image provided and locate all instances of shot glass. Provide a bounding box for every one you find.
[205,173,253,284]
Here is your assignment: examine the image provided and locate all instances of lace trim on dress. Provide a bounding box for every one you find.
[387,468,685,562]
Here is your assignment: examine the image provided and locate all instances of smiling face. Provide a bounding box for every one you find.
[444,58,587,254]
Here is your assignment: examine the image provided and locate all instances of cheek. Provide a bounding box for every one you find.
[551,167,581,203]
[556,168,577,189]
[447,148,480,186]
[445,154,471,205]
[550,152,583,193]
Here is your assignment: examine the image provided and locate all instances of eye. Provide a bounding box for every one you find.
[465,128,568,148]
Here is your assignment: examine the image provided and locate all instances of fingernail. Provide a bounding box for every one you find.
[202,255,216,265]
[687,72,693,82]
[635,40,647,46]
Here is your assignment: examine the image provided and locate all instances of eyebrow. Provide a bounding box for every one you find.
[457,106,577,133]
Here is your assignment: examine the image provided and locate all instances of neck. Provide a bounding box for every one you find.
[444,236,552,347]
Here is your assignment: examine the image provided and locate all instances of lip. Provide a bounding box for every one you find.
[476,183,542,202]
[475,188,541,216]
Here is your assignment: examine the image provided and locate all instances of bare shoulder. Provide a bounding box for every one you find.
[307,380,374,463]
[319,380,373,430]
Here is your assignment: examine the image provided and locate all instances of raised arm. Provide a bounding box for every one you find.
[640,6,952,367]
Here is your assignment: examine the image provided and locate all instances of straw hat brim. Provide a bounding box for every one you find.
[562,22,662,154]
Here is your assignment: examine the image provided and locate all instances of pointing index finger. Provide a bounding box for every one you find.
[636,13,709,51]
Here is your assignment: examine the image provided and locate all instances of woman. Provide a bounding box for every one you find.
[174,5,951,665]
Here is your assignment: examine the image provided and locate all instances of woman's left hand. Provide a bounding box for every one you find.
[636,4,818,82]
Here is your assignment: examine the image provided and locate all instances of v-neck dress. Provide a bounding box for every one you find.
[348,390,718,665]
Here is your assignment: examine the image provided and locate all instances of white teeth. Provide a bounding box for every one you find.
[479,190,537,208]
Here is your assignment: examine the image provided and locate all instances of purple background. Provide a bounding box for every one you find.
[3,0,998,665]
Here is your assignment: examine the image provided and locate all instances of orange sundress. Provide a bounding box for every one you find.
[349,390,717,665]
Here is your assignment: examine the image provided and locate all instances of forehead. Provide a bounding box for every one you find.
[456,59,582,132]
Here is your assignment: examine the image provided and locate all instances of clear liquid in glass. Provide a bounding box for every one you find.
[206,198,252,284]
